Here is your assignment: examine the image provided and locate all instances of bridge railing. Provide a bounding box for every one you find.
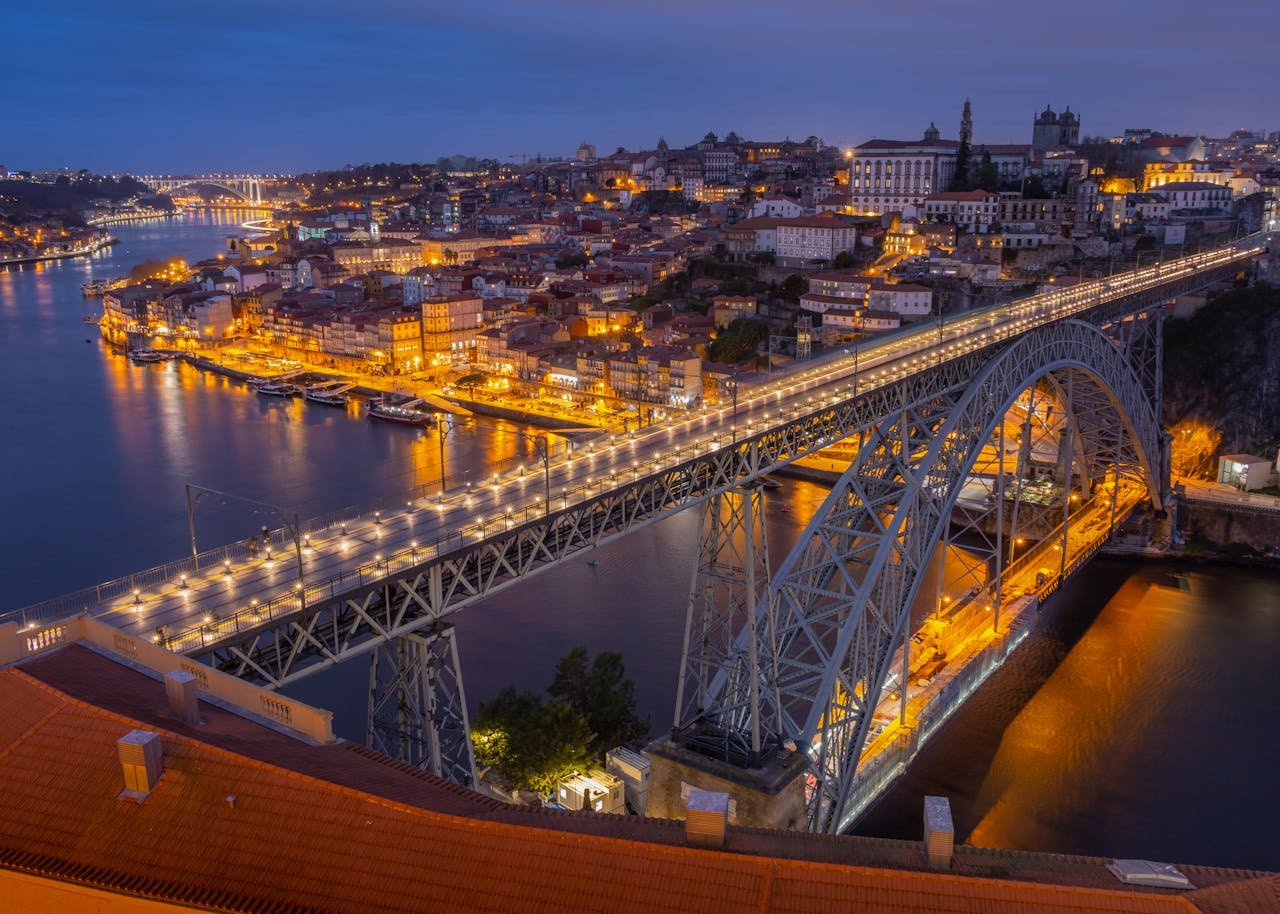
[4,238,1266,633]
[0,433,584,629]
[3,427,732,634]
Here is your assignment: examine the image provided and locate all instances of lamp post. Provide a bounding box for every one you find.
[435,413,463,498]
[725,368,740,445]
[184,483,305,585]
[516,430,553,516]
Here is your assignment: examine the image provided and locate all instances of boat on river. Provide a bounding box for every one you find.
[257,380,301,397]
[128,349,166,363]
[305,381,353,406]
[367,395,435,426]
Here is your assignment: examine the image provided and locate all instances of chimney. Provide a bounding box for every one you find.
[684,789,729,848]
[118,729,164,799]
[164,669,200,725]
[923,796,954,869]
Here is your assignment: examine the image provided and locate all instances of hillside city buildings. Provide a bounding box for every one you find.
[82,102,1278,416]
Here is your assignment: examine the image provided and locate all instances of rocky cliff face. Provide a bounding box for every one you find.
[1164,282,1280,457]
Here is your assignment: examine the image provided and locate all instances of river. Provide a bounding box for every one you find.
[2,213,1276,870]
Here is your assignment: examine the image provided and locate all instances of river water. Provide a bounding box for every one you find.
[2,213,1277,869]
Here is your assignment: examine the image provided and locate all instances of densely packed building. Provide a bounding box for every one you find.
[96,108,1277,410]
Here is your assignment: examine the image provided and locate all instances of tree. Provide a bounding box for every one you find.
[548,647,650,753]
[709,317,770,364]
[456,371,486,397]
[950,141,972,192]
[778,273,807,300]
[832,250,856,270]
[1022,176,1048,199]
[977,150,999,192]
[472,687,595,794]
[555,252,589,270]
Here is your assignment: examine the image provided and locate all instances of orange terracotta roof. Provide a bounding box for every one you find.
[0,644,1274,914]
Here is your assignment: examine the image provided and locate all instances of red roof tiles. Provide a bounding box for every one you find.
[0,645,1273,914]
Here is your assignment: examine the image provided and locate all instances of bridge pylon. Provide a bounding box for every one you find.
[644,484,810,831]
[367,623,477,787]
[673,483,773,761]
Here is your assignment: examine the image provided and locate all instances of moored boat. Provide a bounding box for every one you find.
[367,396,435,425]
[257,380,301,397]
[128,349,166,363]
[305,381,353,406]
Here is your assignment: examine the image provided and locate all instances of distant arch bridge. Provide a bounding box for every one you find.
[140,174,269,204]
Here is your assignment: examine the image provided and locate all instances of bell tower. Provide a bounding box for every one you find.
[959,99,973,146]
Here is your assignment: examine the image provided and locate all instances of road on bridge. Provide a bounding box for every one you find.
[5,238,1265,664]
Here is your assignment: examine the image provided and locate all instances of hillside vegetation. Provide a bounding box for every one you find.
[1164,282,1280,456]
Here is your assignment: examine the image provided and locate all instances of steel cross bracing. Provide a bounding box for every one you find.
[674,485,773,766]
[195,345,1007,686]
[5,241,1260,686]
[716,318,1164,834]
[180,249,1257,688]
[366,623,477,787]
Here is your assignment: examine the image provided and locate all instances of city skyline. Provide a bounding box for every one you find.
[5,0,1278,173]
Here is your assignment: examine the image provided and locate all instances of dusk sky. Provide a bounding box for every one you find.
[6,0,1278,174]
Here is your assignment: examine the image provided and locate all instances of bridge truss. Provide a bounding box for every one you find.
[693,318,1164,833]
[152,255,1247,791]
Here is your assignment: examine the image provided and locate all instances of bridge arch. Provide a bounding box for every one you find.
[757,319,1163,832]
[162,181,253,201]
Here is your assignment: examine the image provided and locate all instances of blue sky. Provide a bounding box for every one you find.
[4,0,1277,173]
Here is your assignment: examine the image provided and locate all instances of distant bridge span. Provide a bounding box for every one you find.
[140,174,270,204]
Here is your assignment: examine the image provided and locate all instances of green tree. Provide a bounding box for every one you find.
[709,317,770,364]
[832,250,856,270]
[472,687,595,794]
[548,647,650,753]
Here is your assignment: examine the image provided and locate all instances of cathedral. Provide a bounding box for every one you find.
[1032,105,1080,149]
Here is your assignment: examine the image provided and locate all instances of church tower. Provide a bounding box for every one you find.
[959,99,973,146]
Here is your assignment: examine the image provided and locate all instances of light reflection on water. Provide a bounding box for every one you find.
[857,561,1280,869]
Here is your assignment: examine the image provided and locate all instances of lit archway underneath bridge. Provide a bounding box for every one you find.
[694,319,1165,834]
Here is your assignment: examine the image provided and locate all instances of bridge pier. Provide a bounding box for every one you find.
[366,623,477,788]
[672,483,772,761]
[647,483,810,828]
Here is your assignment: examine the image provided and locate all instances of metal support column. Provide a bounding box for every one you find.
[367,623,477,787]
[674,484,772,764]
[1057,373,1076,579]
[994,419,1005,633]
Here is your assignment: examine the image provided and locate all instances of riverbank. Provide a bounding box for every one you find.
[0,234,116,267]
[88,211,174,227]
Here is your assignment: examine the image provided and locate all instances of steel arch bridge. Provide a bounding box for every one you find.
[3,236,1266,828]
[141,175,266,203]
[693,319,1164,833]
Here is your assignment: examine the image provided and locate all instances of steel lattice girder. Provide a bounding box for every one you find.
[749,320,1163,833]
[675,486,771,751]
[193,266,1232,689]
[366,624,477,787]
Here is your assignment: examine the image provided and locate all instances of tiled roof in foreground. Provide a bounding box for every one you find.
[1,643,1275,914]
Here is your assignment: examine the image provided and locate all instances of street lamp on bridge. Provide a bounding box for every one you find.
[435,414,554,516]
[184,483,305,586]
